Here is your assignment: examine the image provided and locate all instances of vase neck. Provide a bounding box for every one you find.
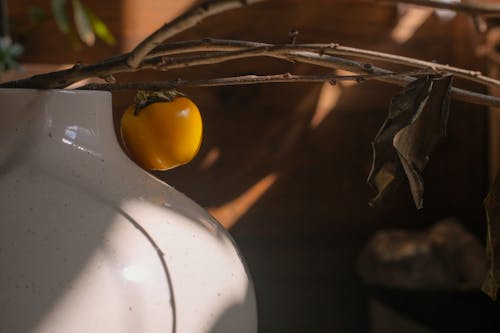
[0,89,116,171]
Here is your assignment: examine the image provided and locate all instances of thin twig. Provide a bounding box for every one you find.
[4,38,498,91]
[288,51,500,108]
[78,70,435,91]
[0,0,498,109]
[366,0,500,17]
[2,38,500,107]
[126,0,268,69]
[299,43,499,87]
[0,56,131,89]
[145,39,500,88]
[142,39,500,107]
[0,0,269,90]
[1,0,497,91]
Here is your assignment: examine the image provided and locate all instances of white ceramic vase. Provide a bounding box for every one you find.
[0,89,257,333]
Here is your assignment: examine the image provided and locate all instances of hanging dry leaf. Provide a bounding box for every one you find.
[394,75,453,208]
[482,169,500,300]
[368,75,452,208]
[367,76,432,206]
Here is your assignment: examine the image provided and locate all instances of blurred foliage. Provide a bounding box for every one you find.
[0,0,115,73]
[50,0,115,48]
[0,36,23,72]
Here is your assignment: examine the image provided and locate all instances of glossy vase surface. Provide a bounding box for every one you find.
[0,89,257,333]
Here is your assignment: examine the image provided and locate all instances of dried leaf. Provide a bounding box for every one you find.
[394,75,453,208]
[367,76,433,206]
[368,75,452,208]
[482,169,500,300]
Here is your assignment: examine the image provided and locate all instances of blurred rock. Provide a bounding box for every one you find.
[358,218,486,290]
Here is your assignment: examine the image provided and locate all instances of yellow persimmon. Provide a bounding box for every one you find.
[120,94,203,171]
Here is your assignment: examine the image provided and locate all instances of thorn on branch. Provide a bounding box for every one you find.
[289,29,299,45]
[72,62,84,70]
[429,65,438,72]
[157,56,173,69]
[363,63,374,73]
[101,75,116,83]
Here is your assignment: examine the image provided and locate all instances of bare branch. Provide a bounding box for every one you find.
[2,37,500,108]
[298,43,499,88]
[78,70,435,91]
[366,0,500,17]
[0,55,131,89]
[146,39,500,88]
[141,39,500,107]
[126,0,268,69]
[289,51,500,108]
[5,37,498,92]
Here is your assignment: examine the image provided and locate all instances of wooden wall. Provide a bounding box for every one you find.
[9,1,490,332]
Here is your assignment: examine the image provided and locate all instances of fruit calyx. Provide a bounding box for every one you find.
[134,90,185,115]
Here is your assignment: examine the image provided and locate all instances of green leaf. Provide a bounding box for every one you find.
[482,169,500,300]
[0,37,23,73]
[68,30,83,50]
[85,7,116,45]
[72,0,95,47]
[28,5,47,26]
[9,43,23,58]
[51,0,70,34]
